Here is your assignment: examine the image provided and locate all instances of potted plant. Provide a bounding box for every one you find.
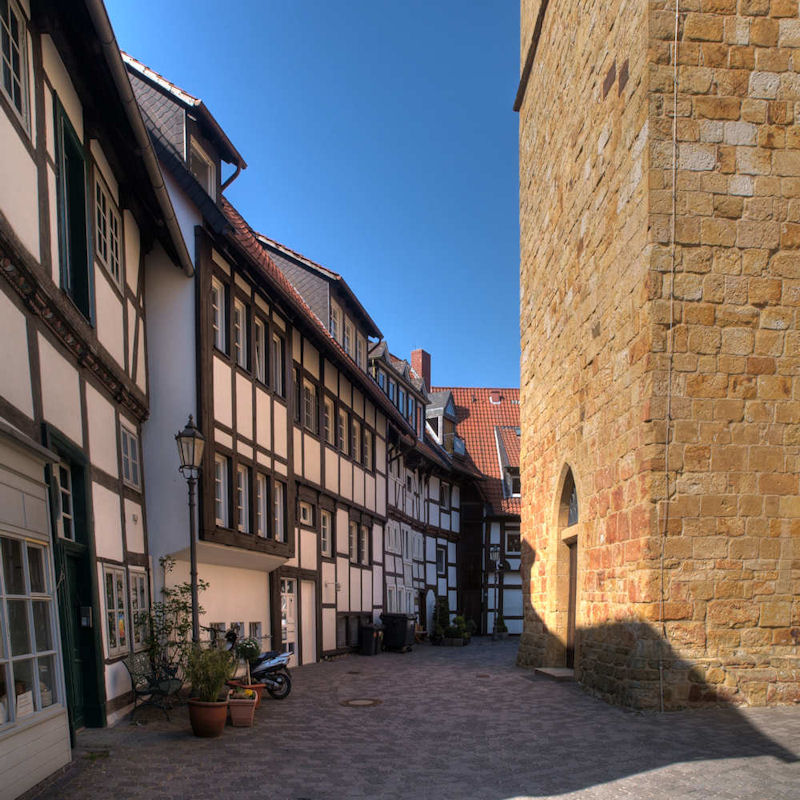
[228,687,257,727]
[229,636,266,707]
[187,646,234,737]
[493,614,509,641]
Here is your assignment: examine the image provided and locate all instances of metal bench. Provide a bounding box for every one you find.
[122,652,183,721]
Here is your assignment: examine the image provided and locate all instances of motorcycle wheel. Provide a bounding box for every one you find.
[267,672,291,700]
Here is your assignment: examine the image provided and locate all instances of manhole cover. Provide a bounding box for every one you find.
[340,698,382,708]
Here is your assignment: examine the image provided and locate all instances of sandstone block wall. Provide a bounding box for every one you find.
[518,0,799,708]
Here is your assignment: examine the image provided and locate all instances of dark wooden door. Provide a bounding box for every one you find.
[56,541,102,730]
[565,541,578,669]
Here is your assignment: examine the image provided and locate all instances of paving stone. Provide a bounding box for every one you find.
[25,638,800,800]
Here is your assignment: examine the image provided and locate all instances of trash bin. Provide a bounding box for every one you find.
[380,613,415,652]
[359,623,383,656]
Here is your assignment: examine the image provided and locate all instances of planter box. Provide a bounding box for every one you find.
[228,698,257,727]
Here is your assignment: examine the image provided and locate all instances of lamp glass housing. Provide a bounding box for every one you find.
[176,415,205,471]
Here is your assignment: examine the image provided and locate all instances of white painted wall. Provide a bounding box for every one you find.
[85,382,118,478]
[92,482,123,562]
[38,333,82,446]
[0,289,33,418]
[141,242,196,592]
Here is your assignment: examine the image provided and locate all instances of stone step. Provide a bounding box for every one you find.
[534,667,575,682]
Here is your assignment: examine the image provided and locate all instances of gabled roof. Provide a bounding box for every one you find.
[256,233,382,340]
[369,342,426,395]
[432,387,521,517]
[426,390,456,420]
[221,198,416,442]
[122,52,247,169]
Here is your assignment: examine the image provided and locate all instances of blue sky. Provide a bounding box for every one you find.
[106,0,520,388]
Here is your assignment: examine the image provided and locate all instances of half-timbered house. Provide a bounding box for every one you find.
[0,1,191,791]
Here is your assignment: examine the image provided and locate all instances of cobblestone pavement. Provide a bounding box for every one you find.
[31,638,800,800]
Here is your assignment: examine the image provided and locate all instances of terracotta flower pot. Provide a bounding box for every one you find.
[188,698,228,738]
[228,697,257,727]
[227,680,266,708]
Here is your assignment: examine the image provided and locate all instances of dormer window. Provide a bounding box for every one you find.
[189,138,215,195]
[505,466,521,497]
[329,301,341,342]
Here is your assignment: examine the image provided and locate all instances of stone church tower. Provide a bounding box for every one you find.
[517,0,799,707]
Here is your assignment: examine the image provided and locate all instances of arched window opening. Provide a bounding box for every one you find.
[559,468,578,528]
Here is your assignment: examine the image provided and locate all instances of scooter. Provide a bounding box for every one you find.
[249,650,292,699]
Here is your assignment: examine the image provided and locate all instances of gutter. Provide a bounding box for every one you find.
[83,0,195,277]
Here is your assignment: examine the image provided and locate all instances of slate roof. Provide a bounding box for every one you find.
[432,387,521,516]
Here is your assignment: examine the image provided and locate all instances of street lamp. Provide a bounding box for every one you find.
[175,415,205,644]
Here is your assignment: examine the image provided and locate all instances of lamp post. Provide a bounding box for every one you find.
[489,544,500,632]
[175,415,205,644]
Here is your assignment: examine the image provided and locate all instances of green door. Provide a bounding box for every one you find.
[56,540,104,730]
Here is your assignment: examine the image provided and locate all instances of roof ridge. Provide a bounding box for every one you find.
[122,51,200,107]
[254,232,343,280]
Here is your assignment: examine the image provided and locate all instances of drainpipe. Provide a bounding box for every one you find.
[84,0,195,278]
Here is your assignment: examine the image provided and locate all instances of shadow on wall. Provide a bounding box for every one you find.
[516,540,800,711]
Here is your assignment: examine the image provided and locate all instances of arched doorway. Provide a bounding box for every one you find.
[557,468,579,668]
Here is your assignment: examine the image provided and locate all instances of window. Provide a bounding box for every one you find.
[0,0,27,125]
[408,396,414,422]
[233,299,248,369]
[129,570,148,651]
[338,408,349,455]
[249,621,262,643]
[254,319,266,382]
[350,419,361,464]
[189,139,215,195]
[56,101,91,320]
[398,387,406,412]
[272,333,285,396]
[120,424,141,489]
[343,318,353,356]
[293,367,301,423]
[323,397,335,445]
[0,538,59,725]
[95,177,121,286]
[506,466,521,497]
[506,529,521,555]
[386,585,396,613]
[236,464,251,533]
[388,381,395,404]
[406,475,413,493]
[436,545,447,577]
[303,379,319,433]
[214,455,229,527]
[255,473,268,537]
[402,529,411,562]
[329,302,340,341]
[440,483,451,509]
[273,479,286,542]
[355,336,365,369]
[348,521,357,561]
[299,501,314,527]
[362,429,372,471]
[55,462,75,541]
[211,278,226,352]
[103,565,128,658]
[320,510,332,557]
[359,524,369,566]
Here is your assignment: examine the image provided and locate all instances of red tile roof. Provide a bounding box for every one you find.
[497,426,521,469]
[221,198,415,441]
[432,387,521,516]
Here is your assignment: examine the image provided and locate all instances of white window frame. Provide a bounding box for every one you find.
[299,501,314,527]
[272,332,285,396]
[323,396,335,446]
[233,299,248,369]
[236,464,251,533]
[359,524,369,566]
[0,536,60,725]
[402,529,411,563]
[189,138,215,195]
[256,473,269,537]
[303,379,318,433]
[55,462,75,541]
[348,521,358,562]
[440,483,451,509]
[94,175,122,287]
[388,381,396,404]
[320,509,332,557]
[362,428,372,471]
[254,318,266,383]
[0,0,29,129]
[351,419,361,464]
[355,335,365,369]
[436,545,447,577]
[103,565,128,658]
[329,302,340,341]
[343,318,353,356]
[273,479,286,542]
[120,424,141,489]
[214,454,229,527]
[386,585,396,613]
[398,387,406,412]
[506,528,521,555]
[338,408,349,454]
[211,278,226,352]
[128,568,149,651]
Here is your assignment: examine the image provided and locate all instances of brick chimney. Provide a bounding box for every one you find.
[411,349,431,391]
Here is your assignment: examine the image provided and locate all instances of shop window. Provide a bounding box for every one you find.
[103,565,128,658]
[0,537,59,725]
